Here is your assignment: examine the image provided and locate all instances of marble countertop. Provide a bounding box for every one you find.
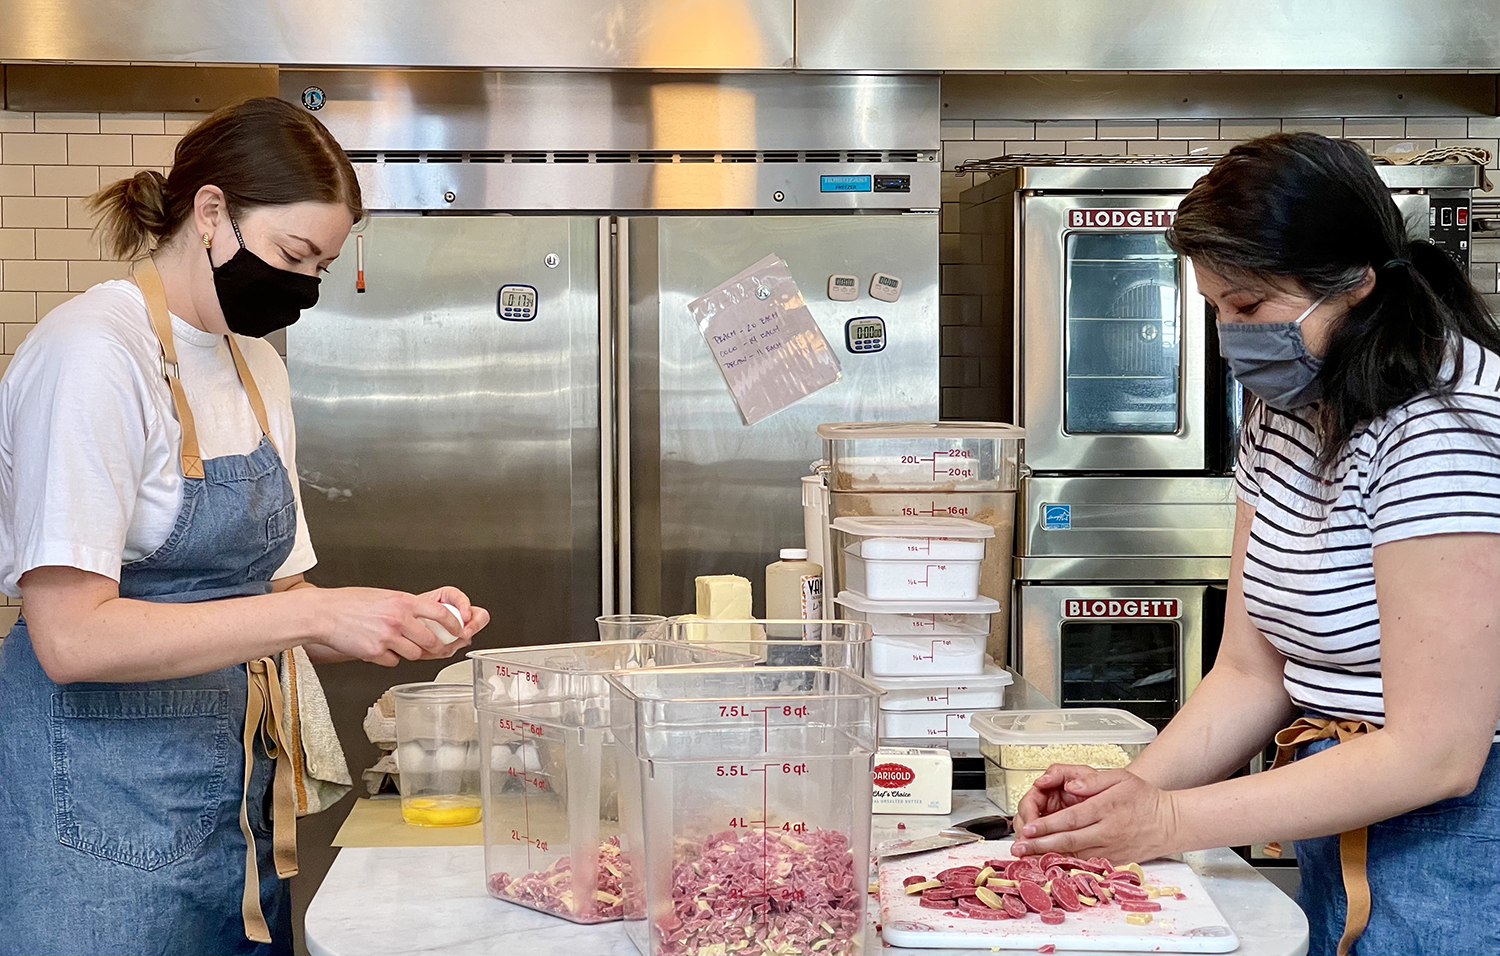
[305,791,1309,956]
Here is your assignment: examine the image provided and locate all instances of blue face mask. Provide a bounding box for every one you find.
[1216,295,1328,411]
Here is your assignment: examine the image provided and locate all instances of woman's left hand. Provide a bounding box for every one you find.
[1010,768,1181,863]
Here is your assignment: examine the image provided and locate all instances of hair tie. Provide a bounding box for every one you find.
[1381,258,1411,270]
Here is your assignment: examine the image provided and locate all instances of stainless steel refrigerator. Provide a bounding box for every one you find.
[283,70,943,647]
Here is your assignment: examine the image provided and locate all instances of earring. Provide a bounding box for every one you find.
[202,234,212,247]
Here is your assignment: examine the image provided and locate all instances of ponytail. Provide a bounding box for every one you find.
[88,169,175,260]
[84,96,362,263]
[1168,132,1500,475]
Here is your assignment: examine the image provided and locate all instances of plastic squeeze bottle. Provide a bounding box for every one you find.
[765,548,823,638]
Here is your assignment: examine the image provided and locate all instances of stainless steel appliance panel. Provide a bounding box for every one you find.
[1015,583,1210,726]
[628,214,939,616]
[1020,194,1208,472]
[0,0,795,68]
[288,215,601,645]
[967,164,1483,196]
[280,72,940,154]
[1016,476,1237,564]
[796,0,1500,71]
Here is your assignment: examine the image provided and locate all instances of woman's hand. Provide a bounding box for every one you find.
[309,586,485,667]
[1014,763,1112,832]
[1010,768,1181,863]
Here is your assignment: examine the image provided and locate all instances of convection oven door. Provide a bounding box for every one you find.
[1019,195,1207,472]
[1015,584,1212,730]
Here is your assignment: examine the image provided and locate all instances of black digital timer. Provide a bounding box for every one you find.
[844,316,887,353]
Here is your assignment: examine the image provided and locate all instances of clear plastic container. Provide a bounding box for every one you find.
[607,667,881,956]
[970,708,1158,814]
[597,613,668,642]
[869,631,987,677]
[662,618,872,674]
[871,662,1013,712]
[833,591,997,637]
[469,641,754,923]
[390,683,482,827]
[879,709,980,739]
[818,421,1025,493]
[842,552,983,601]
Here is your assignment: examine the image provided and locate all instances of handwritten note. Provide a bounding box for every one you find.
[688,254,842,425]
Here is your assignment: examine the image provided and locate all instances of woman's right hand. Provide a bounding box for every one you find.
[309,587,473,666]
[1014,763,1113,832]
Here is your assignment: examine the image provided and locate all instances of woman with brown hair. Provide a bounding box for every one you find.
[1013,133,1499,956]
[0,97,489,954]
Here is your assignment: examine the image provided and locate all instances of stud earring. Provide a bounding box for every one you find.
[202,234,212,247]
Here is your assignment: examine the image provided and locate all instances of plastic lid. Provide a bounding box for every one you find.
[780,548,809,560]
[817,421,1026,440]
[830,516,994,539]
[833,590,1001,614]
[870,661,1014,691]
[968,708,1158,746]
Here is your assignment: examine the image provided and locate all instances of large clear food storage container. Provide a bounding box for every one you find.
[470,641,753,923]
[970,708,1157,814]
[833,591,998,637]
[608,667,882,956]
[663,618,872,672]
[818,421,1024,493]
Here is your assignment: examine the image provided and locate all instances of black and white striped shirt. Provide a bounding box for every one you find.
[1237,337,1500,740]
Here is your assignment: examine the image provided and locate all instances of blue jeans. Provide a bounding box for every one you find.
[1294,738,1500,956]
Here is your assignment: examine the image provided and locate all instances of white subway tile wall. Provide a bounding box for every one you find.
[939,114,1500,420]
[0,112,207,624]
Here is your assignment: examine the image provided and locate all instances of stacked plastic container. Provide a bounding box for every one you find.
[830,516,1012,741]
[607,666,882,956]
[468,641,755,923]
[971,708,1158,815]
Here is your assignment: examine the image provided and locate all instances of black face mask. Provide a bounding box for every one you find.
[207,218,321,338]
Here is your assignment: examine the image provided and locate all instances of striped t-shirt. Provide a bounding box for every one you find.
[1236,336,1500,740]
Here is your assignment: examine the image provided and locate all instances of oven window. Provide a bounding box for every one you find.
[1060,620,1179,730]
[1064,231,1181,435]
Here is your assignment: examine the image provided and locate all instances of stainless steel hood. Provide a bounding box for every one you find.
[1,0,1494,71]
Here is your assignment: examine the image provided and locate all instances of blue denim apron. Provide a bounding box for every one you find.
[0,259,300,955]
[1294,735,1500,956]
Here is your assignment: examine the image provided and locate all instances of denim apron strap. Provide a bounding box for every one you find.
[135,257,296,945]
[240,657,299,944]
[132,257,278,477]
[1264,716,1382,956]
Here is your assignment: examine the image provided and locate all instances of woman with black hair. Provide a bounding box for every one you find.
[1013,133,1499,956]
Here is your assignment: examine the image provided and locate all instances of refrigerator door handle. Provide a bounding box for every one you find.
[615,218,632,613]
[598,217,616,616]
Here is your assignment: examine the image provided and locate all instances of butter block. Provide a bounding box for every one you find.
[871,747,952,814]
[694,574,753,642]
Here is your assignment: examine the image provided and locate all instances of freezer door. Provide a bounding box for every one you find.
[1020,195,1207,471]
[288,216,601,652]
[627,214,939,616]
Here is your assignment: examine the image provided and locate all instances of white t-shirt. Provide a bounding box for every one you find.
[0,279,316,597]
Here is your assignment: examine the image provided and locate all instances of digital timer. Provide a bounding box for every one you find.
[844,316,887,354]
[869,272,903,303]
[827,274,859,301]
[497,284,538,321]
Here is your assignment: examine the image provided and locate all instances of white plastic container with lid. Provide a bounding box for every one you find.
[818,421,1025,493]
[869,631,987,677]
[833,591,997,637]
[833,516,991,601]
[969,708,1158,815]
[879,708,981,740]
[872,662,1014,712]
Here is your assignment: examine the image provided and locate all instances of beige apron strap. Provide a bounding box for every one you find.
[133,258,205,479]
[133,257,279,477]
[239,658,301,944]
[226,335,278,456]
[1261,716,1380,955]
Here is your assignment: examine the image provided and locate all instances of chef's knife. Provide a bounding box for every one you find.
[875,814,1014,860]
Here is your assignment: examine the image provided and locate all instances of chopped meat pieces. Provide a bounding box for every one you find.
[487,838,625,923]
[657,828,862,956]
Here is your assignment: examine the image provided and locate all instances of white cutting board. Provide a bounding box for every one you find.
[879,841,1239,953]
